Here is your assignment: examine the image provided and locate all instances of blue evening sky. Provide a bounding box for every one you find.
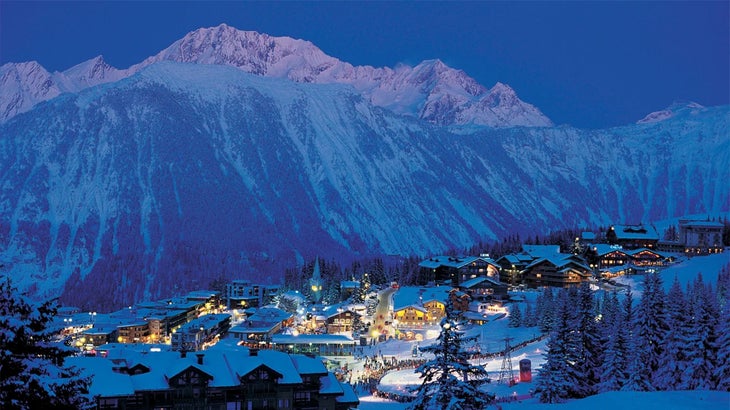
[1,1,727,129]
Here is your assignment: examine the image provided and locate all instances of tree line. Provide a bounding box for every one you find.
[537,266,730,403]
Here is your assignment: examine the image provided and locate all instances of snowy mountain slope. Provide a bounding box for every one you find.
[0,61,62,121]
[0,62,727,309]
[637,101,706,124]
[0,24,552,127]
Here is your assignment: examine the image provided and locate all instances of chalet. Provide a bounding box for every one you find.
[625,248,671,269]
[69,346,359,410]
[392,286,451,328]
[496,245,566,285]
[418,255,500,286]
[171,313,231,352]
[522,255,593,288]
[591,244,630,268]
[450,289,471,312]
[325,309,358,334]
[458,276,509,301]
[463,301,506,325]
[606,224,659,249]
[679,220,724,255]
[496,253,534,285]
[590,244,671,278]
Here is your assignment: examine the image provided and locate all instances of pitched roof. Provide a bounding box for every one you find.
[459,276,505,289]
[418,255,498,270]
[610,224,659,240]
[393,286,451,311]
[336,381,359,404]
[319,372,345,395]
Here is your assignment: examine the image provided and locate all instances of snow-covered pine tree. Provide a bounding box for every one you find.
[523,301,537,327]
[621,288,654,392]
[410,297,492,410]
[598,306,627,392]
[537,293,575,403]
[0,277,92,409]
[681,274,718,390]
[634,271,668,389]
[508,303,522,327]
[713,298,730,391]
[537,287,555,333]
[655,276,689,390]
[568,282,602,396]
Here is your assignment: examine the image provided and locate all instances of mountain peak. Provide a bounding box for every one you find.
[637,100,706,124]
[1,24,552,127]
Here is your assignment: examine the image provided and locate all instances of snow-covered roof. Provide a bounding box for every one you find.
[291,354,328,375]
[418,255,498,270]
[177,313,230,333]
[229,322,279,334]
[393,286,452,311]
[72,347,323,394]
[320,372,344,395]
[679,220,724,228]
[393,304,428,314]
[340,280,360,289]
[592,244,628,257]
[272,334,356,345]
[247,307,292,324]
[624,248,670,258]
[336,381,359,404]
[67,356,136,397]
[522,244,562,258]
[610,224,659,240]
[459,276,505,289]
[525,255,590,271]
[185,290,220,300]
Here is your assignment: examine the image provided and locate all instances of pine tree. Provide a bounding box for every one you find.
[538,287,555,333]
[655,276,689,390]
[0,277,92,409]
[537,294,575,403]
[598,311,627,392]
[569,282,602,396]
[682,275,718,390]
[713,300,730,391]
[523,302,537,327]
[410,298,493,410]
[634,271,667,389]
[508,303,522,327]
[621,288,653,392]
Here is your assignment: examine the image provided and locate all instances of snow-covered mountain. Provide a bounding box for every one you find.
[0,62,727,309]
[637,101,706,124]
[0,24,552,127]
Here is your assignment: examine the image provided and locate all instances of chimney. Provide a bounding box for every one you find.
[196,353,204,365]
[250,348,258,357]
[180,350,187,358]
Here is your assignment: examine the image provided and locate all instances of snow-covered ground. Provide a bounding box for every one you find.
[359,387,729,409]
[354,251,730,409]
[614,251,729,296]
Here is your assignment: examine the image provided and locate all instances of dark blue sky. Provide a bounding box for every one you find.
[1,1,727,128]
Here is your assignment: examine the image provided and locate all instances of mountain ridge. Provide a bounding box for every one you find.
[1,24,551,127]
[1,61,727,309]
